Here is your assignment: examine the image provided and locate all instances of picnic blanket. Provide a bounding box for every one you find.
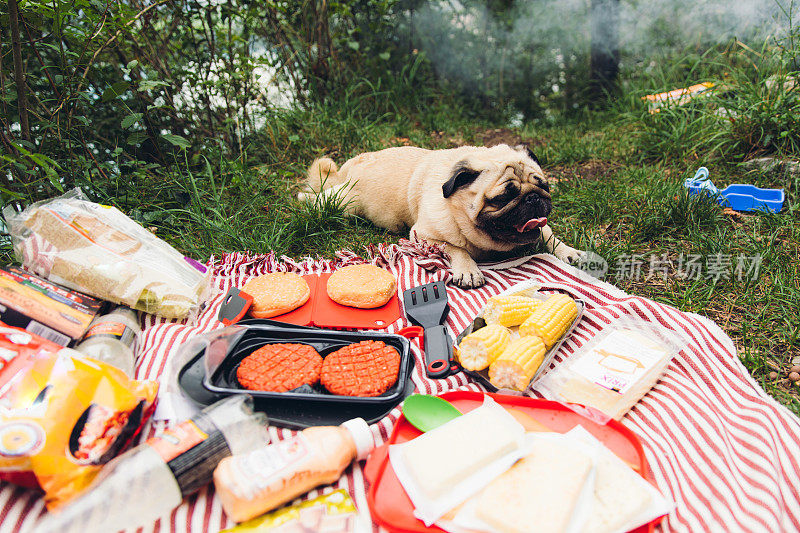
[3,243,800,533]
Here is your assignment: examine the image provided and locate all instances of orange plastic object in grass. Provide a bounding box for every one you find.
[321,340,401,397]
[236,343,323,392]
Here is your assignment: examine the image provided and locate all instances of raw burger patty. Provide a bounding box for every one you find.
[236,343,323,392]
[321,340,401,397]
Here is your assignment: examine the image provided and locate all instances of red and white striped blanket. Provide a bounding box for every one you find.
[3,243,799,532]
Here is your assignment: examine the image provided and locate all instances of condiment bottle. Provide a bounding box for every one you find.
[36,395,268,533]
[75,306,140,376]
[213,417,375,523]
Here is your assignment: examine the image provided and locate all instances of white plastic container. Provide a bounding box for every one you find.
[36,395,268,533]
[75,306,141,376]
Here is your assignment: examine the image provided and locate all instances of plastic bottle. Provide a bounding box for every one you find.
[75,306,141,377]
[213,417,375,523]
[36,395,268,533]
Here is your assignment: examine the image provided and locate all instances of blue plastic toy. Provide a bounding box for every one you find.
[684,167,785,213]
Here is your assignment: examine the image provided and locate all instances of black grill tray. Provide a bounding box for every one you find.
[204,326,411,405]
[177,320,416,428]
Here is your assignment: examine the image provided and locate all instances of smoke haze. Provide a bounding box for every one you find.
[410,0,794,111]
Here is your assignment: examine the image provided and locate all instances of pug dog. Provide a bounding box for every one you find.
[298,144,585,288]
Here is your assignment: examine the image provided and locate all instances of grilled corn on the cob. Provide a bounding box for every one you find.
[489,336,546,391]
[483,295,542,327]
[519,293,577,348]
[456,324,511,371]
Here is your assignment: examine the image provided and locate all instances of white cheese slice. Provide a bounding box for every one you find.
[584,454,653,533]
[400,398,524,500]
[475,439,593,533]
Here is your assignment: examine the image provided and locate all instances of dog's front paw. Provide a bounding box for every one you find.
[556,246,586,265]
[452,267,486,289]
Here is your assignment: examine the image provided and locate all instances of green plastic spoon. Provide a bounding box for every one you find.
[402,394,462,432]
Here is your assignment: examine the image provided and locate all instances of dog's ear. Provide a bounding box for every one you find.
[442,162,481,198]
[514,144,540,166]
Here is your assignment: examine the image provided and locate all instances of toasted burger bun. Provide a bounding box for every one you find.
[326,264,396,308]
[242,272,310,318]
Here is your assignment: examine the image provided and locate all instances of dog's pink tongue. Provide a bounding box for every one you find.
[515,217,547,232]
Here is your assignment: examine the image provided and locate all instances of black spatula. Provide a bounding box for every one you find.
[402,281,453,378]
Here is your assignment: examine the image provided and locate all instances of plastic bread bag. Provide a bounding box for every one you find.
[3,188,211,320]
[0,321,158,509]
[533,317,686,422]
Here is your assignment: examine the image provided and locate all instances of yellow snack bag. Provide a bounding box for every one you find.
[0,322,158,509]
[221,489,360,532]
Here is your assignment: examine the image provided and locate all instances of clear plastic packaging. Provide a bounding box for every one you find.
[36,395,269,533]
[534,319,685,421]
[75,306,141,376]
[156,324,248,421]
[439,427,673,533]
[3,188,211,320]
[388,396,527,526]
[221,489,368,533]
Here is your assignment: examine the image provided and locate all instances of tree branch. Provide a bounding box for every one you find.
[9,0,31,143]
[21,13,60,100]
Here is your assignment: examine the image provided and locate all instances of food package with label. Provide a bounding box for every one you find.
[0,320,63,371]
[3,188,211,319]
[0,266,104,346]
[221,489,365,533]
[0,323,158,509]
[534,321,684,421]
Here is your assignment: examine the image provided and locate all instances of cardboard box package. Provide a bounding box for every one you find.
[0,267,104,346]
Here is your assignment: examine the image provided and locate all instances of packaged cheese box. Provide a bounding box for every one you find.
[534,321,684,421]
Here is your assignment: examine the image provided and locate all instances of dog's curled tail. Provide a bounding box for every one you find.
[306,157,342,191]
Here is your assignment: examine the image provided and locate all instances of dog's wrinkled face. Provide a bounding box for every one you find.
[441,144,552,245]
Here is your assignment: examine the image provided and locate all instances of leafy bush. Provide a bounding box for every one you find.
[618,26,800,164]
[0,0,443,206]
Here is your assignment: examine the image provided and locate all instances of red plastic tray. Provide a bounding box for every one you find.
[311,273,401,329]
[364,391,663,533]
[265,273,401,330]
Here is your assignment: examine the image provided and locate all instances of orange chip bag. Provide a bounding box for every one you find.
[0,321,158,509]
